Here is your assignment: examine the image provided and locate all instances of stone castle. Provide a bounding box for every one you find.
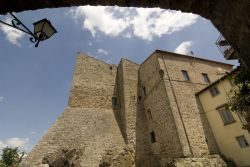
[22,50,233,167]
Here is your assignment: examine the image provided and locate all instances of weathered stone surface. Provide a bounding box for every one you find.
[172,155,227,167]
[0,1,249,68]
[41,148,83,167]
[139,50,232,164]
[22,51,232,167]
[21,53,127,166]
[99,146,134,167]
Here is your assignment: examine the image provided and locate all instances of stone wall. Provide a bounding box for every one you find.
[116,59,140,149]
[22,51,233,167]
[155,50,232,157]
[22,53,127,166]
[139,54,184,162]
[117,59,157,166]
[68,53,117,109]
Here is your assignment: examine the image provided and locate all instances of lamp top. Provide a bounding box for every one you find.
[33,18,57,33]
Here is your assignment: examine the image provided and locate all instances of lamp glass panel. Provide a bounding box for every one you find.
[41,22,56,39]
[33,21,44,36]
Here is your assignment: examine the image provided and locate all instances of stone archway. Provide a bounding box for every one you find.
[0,0,249,67]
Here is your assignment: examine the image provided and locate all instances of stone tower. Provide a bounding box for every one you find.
[22,50,233,167]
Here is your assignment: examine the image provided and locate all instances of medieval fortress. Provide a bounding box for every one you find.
[22,50,233,167]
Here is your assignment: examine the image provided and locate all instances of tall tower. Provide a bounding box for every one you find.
[22,53,128,166]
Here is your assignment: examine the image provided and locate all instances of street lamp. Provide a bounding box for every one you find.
[0,12,57,47]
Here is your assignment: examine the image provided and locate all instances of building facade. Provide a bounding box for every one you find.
[197,71,250,167]
[22,50,233,167]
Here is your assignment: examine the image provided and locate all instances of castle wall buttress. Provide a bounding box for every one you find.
[22,53,126,166]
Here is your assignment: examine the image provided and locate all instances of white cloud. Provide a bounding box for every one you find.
[0,141,7,149]
[88,41,92,46]
[174,41,193,55]
[0,18,25,46]
[74,6,129,37]
[70,6,198,40]
[5,137,29,148]
[98,48,108,55]
[0,96,4,102]
[123,32,132,38]
[0,138,32,153]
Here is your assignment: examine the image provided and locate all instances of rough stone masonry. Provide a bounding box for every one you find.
[21,50,233,167]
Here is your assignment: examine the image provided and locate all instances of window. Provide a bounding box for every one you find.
[150,131,156,143]
[159,69,164,78]
[143,86,147,96]
[209,86,220,97]
[202,73,210,83]
[147,109,152,119]
[218,106,235,125]
[236,135,249,148]
[112,97,118,106]
[181,70,190,81]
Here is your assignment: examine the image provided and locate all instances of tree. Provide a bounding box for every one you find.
[228,67,250,112]
[0,147,25,167]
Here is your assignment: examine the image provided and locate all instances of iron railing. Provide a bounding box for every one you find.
[216,35,235,59]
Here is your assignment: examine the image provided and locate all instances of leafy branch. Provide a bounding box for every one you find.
[228,67,250,112]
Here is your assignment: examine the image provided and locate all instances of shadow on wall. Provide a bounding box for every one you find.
[196,97,220,154]
[112,65,162,166]
[113,66,128,144]
[135,78,162,167]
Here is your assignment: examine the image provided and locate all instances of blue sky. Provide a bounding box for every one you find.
[0,6,238,152]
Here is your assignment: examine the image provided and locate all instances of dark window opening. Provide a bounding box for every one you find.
[147,109,152,119]
[150,131,156,143]
[218,106,235,125]
[159,69,164,78]
[202,73,210,83]
[143,86,146,96]
[112,97,118,106]
[138,96,142,100]
[181,70,190,81]
[209,86,220,97]
[236,135,249,148]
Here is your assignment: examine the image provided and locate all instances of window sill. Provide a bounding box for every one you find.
[112,106,119,109]
[211,94,220,97]
[239,146,249,149]
[224,120,237,126]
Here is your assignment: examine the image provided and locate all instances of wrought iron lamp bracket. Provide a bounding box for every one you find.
[0,12,40,46]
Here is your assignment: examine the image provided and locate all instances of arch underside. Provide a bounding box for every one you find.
[1,0,250,67]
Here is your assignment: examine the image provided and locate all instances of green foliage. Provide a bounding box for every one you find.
[0,160,6,167]
[0,147,25,167]
[228,67,250,112]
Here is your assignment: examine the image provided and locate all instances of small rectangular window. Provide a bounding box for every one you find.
[112,97,118,106]
[236,135,249,148]
[150,131,156,143]
[143,86,147,96]
[202,73,210,83]
[181,70,190,81]
[209,86,220,97]
[147,109,152,119]
[218,106,235,125]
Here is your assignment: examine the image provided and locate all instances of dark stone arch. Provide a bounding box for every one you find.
[0,0,249,68]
